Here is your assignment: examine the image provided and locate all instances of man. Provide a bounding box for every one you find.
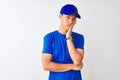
[42,4,85,80]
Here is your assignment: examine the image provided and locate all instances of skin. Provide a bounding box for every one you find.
[42,14,84,72]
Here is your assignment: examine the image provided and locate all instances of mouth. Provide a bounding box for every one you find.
[67,24,71,27]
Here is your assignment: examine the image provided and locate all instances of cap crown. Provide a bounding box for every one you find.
[60,4,81,19]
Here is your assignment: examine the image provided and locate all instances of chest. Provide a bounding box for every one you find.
[52,37,72,63]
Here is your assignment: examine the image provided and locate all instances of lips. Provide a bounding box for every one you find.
[66,25,71,27]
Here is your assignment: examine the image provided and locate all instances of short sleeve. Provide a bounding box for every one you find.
[42,35,53,54]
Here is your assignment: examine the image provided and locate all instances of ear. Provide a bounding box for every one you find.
[59,14,62,19]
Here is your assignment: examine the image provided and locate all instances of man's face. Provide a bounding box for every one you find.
[59,14,76,31]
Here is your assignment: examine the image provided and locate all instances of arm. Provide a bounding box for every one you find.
[66,26,84,65]
[42,54,83,72]
[66,40,84,65]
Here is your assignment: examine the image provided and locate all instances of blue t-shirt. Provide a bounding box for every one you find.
[42,30,84,80]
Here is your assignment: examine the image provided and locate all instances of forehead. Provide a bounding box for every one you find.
[63,14,76,18]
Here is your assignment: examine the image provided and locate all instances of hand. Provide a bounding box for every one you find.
[72,63,83,70]
[66,25,73,39]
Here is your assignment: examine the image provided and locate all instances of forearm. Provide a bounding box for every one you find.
[66,39,83,65]
[43,61,73,72]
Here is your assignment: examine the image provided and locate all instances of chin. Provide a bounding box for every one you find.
[63,26,68,31]
[66,27,70,30]
[64,28,68,31]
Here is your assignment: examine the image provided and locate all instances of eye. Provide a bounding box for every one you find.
[72,18,76,21]
[66,16,70,19]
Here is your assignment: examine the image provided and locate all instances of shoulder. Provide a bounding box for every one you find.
[72,32,84,39]
[43,30,57,39]
[72,32,85,46]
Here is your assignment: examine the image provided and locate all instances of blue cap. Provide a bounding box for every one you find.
[60,4,81,19]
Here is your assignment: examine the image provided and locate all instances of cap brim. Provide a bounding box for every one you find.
[76,14,81,19]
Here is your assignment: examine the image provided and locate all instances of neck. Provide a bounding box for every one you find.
[58,25,67,34]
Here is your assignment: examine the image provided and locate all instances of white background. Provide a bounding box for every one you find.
[0,0,120,80]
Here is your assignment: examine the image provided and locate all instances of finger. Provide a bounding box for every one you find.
[69,25,73,31]
[67,25,73,34]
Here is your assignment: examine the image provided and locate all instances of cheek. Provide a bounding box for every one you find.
[62,19,68,26]
[73,21,76,25]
